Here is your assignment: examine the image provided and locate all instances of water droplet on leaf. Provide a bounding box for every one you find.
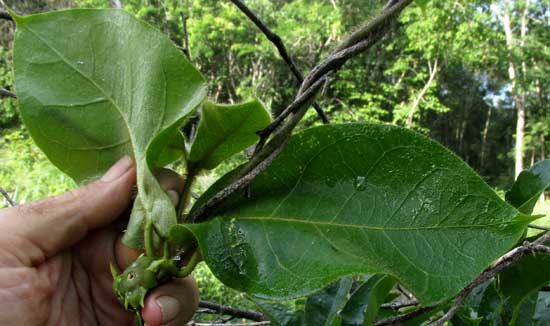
[354,176,367,191]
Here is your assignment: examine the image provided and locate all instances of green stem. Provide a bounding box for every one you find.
[177,250,201,278]
[144,220,156,258]
[163,241,170,259]
[176,165,198,219]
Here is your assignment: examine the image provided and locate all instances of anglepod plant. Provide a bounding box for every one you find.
[7,3,548,325]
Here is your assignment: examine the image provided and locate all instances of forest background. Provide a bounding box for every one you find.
[0,0,549,317]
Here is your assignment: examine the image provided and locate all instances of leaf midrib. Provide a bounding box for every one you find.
[21,22,137,155]
[225,215,523,231]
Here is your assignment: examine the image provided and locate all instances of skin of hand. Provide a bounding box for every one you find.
[0,156,199,326]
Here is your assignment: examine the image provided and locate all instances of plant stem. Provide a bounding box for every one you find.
[178,249,202,278]
[163,240,170,259]
[177,165,198,219]
[144,220,156,257]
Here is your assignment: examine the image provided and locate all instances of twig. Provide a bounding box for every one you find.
[528,224,550,231]
[396,283,415,300]
[0,10,12,21]
[0,88,16,98]
[430,232,550,325]
[380,298,419,310]
[298,0,411,94]
[189,0,412,223]
[187,322,270,326]
[374,306,437,326]
[228,0,329,124]
[198,300,266,322]
[257,77,327,139]
[0,187,16,207]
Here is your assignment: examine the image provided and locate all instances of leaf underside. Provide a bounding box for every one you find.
[506,160,550,215]
[13,9,207,245]
[180,123,531,305]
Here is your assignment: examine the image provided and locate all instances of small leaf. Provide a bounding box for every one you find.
[339,274,396,326]
[478,282,506,326]
[451,281,491,325]
[188,99,272,170]
[506,160,550,214]
[12,9,207,246]
[251,299,303,326]
[304,277,352,326]
[494,255,550,325]
[186,123,532,305]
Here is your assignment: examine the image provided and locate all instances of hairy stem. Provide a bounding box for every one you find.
[144,220,156,257]
[178,250,202,278]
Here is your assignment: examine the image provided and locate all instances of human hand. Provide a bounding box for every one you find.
[0,157,199,326]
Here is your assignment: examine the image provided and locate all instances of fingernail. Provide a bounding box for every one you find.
[101,156,133,182]
[156,296,180,323]
[167,190,180,206]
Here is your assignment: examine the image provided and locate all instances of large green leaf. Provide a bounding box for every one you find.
[506,160,550,214]
[304,277,352,326]
[179,123,531,304]
[12,9,207,243]
[339,274,396,326]
[188,99,272,170]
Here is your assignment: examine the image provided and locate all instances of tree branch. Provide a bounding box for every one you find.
[380,298,419,310]
[430,232,550,325]
[374,306,437,326]
[189,0,412,223]
[0,88,16,98]
[375,232,550,326]
[0,187,16,207]
[228,0,329,124]
[0,10,12,21]
[528,224,550,231]
[198,300,266,322]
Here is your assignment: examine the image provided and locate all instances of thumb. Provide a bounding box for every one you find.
[0,156,136,266]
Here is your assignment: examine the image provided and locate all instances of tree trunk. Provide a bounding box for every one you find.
[515,92,526,176]
[495,0,529,177]
[110,0,123,8]
[405,59,438,128]
[542,134,547,202]
[480,106,492,169]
